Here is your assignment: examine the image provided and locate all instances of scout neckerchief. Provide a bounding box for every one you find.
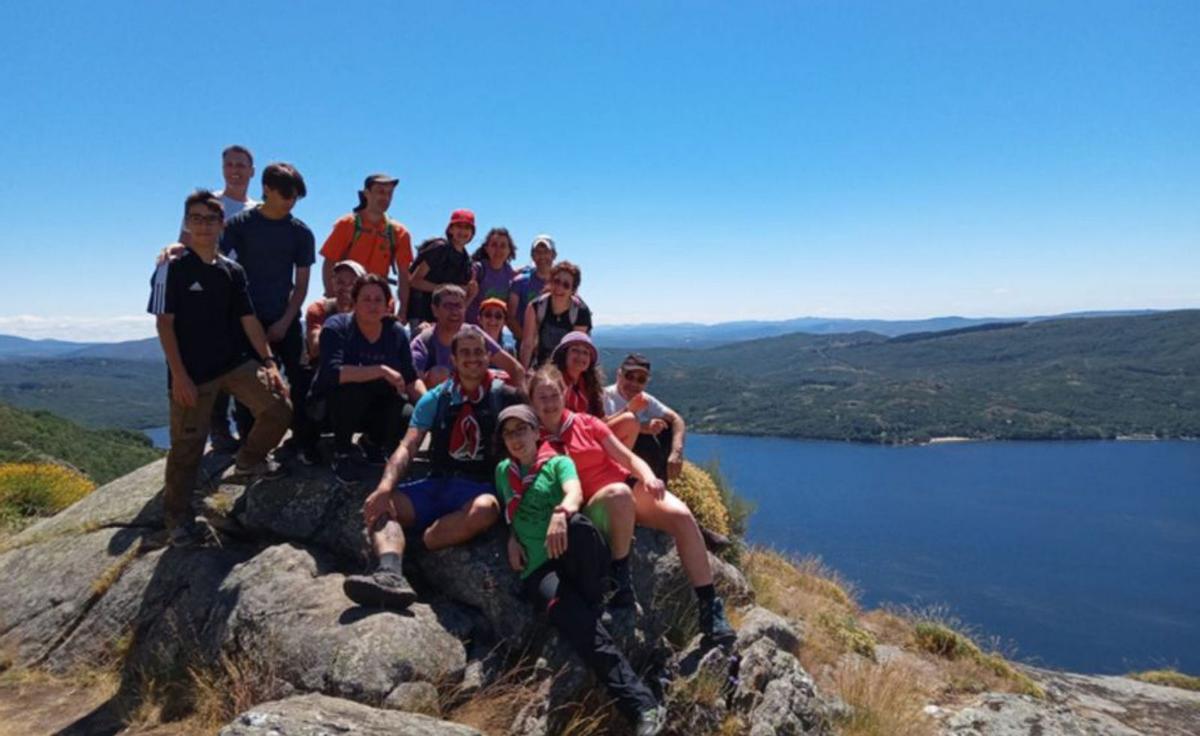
[504,441,560,524]
[447,370,496,461]
[539,410,578,454]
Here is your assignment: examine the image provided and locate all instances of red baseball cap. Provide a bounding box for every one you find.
[449,209,475,229]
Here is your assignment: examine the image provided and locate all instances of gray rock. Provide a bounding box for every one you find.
[939,669,1200,736]
[736,605,803,654]
[219,692,481,735]
[734,638,829,735]
[383,681,441,716]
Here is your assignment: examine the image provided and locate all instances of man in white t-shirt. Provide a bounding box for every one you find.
[602,353,686,481]
[179,145,260,245]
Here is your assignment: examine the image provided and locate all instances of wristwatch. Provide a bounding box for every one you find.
[262,356,277,367]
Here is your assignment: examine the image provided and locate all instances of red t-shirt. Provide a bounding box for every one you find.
[539,411,629,500]
[564,379,591,415]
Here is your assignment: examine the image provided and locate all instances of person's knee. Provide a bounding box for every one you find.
[260,396,292,427]
[471,494,501,524]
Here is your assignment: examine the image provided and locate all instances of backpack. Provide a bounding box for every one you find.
[342,214,398,284]
[428,382,513,479]
[531,293,588,364]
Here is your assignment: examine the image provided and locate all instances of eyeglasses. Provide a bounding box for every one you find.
[480,310,505,320]
[552,278,574,288]
[185,214,222,225]
[623,371,649,384]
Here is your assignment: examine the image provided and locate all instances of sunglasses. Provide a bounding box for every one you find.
[552,278,574,288]
[623,371,649,384]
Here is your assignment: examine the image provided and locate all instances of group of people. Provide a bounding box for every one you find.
[149,146,723,735]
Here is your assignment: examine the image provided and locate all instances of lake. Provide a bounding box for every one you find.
[685,435,1200,675]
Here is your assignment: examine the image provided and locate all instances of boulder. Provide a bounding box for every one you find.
[383,681,442,716]
[220,692,481,736]
[734,638,830,735]
[736,605,803,654]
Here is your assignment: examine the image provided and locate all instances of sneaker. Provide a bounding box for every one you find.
[231,458,289,482]
[635,703,667,736]
[343,568,418,610]
[357,437,388,466]
[332,452,360,484]
[209,429,241,454]
[699,596,737,649]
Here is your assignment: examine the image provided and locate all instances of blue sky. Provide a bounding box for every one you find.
[0,1,1196,341]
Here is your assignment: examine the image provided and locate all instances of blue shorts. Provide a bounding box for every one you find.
[396,476,494,531]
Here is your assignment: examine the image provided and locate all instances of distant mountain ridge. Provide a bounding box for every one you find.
[0,309,1163,357]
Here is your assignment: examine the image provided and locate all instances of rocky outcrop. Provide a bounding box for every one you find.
[0,455,812,735]
[219,693,481,736]
[935,668,1200,736]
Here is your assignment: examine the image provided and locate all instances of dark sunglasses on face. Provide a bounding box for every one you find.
[553,278,574,288]
[623,371,649,384]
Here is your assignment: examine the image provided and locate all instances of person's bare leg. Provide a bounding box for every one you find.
[345,490,418,609]
[586,483,636,559]
[423,494,500,550]
[632,489,712,587]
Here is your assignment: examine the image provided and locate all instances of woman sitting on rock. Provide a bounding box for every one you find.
[549,331,604,417]
[529,365,736,648]
[493,404,665,735]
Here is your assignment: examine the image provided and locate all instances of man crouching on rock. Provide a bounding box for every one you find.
[344,326,523,609]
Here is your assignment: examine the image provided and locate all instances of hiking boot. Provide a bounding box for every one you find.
[230,458,289,482]
[635,703,667,736]
[332,452,360,484]
[699,596,736,649]
[607,561,642,615]
[343,568,418,610]
[357,437,388,466]
[209,428,241,454]
[700,525,732,553]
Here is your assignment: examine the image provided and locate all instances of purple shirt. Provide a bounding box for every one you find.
[467,261,516,323]
[411,326,502,374]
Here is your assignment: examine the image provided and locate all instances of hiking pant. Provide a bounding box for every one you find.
[633,425,674,482]
[164,360,292,528]
[523,514,658,722]
[328,380,410,455]
[289,362,319,452]
[233,317,304,439]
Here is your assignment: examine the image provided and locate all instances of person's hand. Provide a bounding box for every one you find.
[379,365,406,393]
[627,393,649,414]
[642,476,666,501]
[363,486,395,530]
[156,242,186,265]
[171,374,198,408]
[667,449,684,480]
[266,317,289,343]
[646,418,669,436]
[507,533,527,571]
[264,364,290,400]
[545,510,569,559]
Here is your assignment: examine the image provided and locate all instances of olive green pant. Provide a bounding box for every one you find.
[163,360,291,528]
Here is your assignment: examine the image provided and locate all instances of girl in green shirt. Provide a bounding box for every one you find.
[494,405,665,735]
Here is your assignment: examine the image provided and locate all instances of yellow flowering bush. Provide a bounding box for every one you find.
[667,461,731,537]
[0,462,95,520]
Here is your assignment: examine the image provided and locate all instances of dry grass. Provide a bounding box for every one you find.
[445,662,545,735]
[909,620,1044,698]
[831,658,936,736]
[186,651,283,731]
[91,538,144,597]
[1128,668,1200,692]
[743,548,876,671]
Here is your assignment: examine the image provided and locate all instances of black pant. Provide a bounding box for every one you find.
[328,380,409,455]
[233,317,304,439]
[633,425,674,481]
[523,515,658,721]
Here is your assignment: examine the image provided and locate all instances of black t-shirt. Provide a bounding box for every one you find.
[147,249,254,386]
[429,382,522,481]
[534,295,594,365]
[313,313,418,395]
[409,240,471,321]
[220,208,316,323]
